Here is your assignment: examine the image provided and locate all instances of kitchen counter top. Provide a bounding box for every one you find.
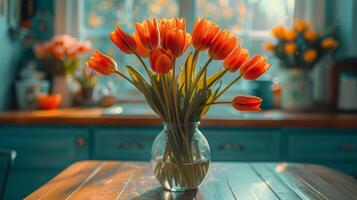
[0,104,357,128]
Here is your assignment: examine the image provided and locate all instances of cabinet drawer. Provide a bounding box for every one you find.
[204,128,281,161]
[93,127,160,161]
[287,128,357,161]
[0,126,89,169]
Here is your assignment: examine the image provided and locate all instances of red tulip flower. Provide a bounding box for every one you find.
[208,30,237,60]
[132,32,150,57]
[150,48,173,74]
[232,95,262,111]
[161,28,191,57]
[192,18,220,51]
[86,50,117,75]
[159,18,186,32]
[223,46,249,72]
[109,27,137,54]
[135,19,160,50]
[240,55,271,80]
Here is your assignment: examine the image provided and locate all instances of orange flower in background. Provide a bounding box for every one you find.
[321,38,338,49]
[263,42,275,51]
[192,18,220,51]
[135,19,160,50]
[303,49,317,63]
[272,25,286,39]
[284,29,297,41]
[52,46,65,60]
[132,32,150,57]
[240,55,271,80]
[86,50,117,75]
[149,48,173,74]
[223,46,249,72]
[208,30,237,60]
[232,95,262,111]
[161,27,191,57]
[294,19,310,32]
[110,27,137,54]
[304,31,318,42]
[284,43,297,55]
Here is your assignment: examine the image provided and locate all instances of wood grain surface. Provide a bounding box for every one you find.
[1,107,357,128]
[25,161,357,200]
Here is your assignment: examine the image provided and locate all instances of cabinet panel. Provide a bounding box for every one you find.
[93,127,160,161]
[204,128,281,161]
[0,126,90,169]
[287,128,357,161]
[5,169,59,200]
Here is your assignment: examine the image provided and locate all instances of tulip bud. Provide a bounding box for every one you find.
[240,55,271,80]
[232,95,262,111]
[149,48,174,74]
[86,50,117,75]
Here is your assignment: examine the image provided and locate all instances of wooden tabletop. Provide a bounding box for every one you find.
[1,107,357,128]
[25,161,357,200]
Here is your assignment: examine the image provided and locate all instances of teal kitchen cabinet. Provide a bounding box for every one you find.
[204,128,281,161]
[0,126,90,199]
[92,127,160,161]
[285,128,357,175]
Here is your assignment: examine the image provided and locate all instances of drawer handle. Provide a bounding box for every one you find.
[118,143,144,149]
[219,144,244,151]
[75,137,86,148]
[339,144,357,151]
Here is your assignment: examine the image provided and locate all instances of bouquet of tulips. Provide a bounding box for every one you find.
[87,18,270,188]
[34,35,92,76]
[263,19,338,70]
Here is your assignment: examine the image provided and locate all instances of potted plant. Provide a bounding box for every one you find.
[87,18,271,191]
[263,19,338,110]
[34,35,92,107]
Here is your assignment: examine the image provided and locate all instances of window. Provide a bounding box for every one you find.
[62,0,295,100]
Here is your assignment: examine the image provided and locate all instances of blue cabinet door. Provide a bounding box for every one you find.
[93,127,160,161]
[0,126,90,169]
[203,128,281,161]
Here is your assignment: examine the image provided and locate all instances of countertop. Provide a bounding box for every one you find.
[0,104,357,128]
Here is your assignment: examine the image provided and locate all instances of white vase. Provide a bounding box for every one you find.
[52,76,72,107]
[281,68,313,111]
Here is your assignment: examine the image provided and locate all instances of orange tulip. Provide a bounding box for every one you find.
[132,32,150,57]
[149,48,173,74]
[135,19,159,50]
[223,46,249,72]
[232,95,262,111]
[304,31,318,42]
[240,55,271,80]
[86,50,117,75]
[303,49,317,63]
[284,43,297,55]
[109,27,137,54]
[34,44,45,58]
[284,29,297,41]
[192,18,220,51]
[208,30,237,60]
[321,38,338,49]
[161,27,191,57]
[294,19,310,32]
[272,25,286,39]
[263,42,275,51]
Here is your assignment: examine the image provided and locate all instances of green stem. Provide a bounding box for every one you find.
[114,70,135,86]
[214,76,242,102]
[203,101,232,106]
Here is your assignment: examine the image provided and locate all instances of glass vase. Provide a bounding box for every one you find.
[151,122,211,192]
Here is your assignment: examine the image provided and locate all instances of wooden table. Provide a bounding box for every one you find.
[25,161,357,200]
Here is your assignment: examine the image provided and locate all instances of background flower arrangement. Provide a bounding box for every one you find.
[263,19,338,70]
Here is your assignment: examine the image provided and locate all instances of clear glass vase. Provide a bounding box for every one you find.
[151,122,211,192]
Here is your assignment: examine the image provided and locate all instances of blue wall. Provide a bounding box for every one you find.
[0,17,23,110]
